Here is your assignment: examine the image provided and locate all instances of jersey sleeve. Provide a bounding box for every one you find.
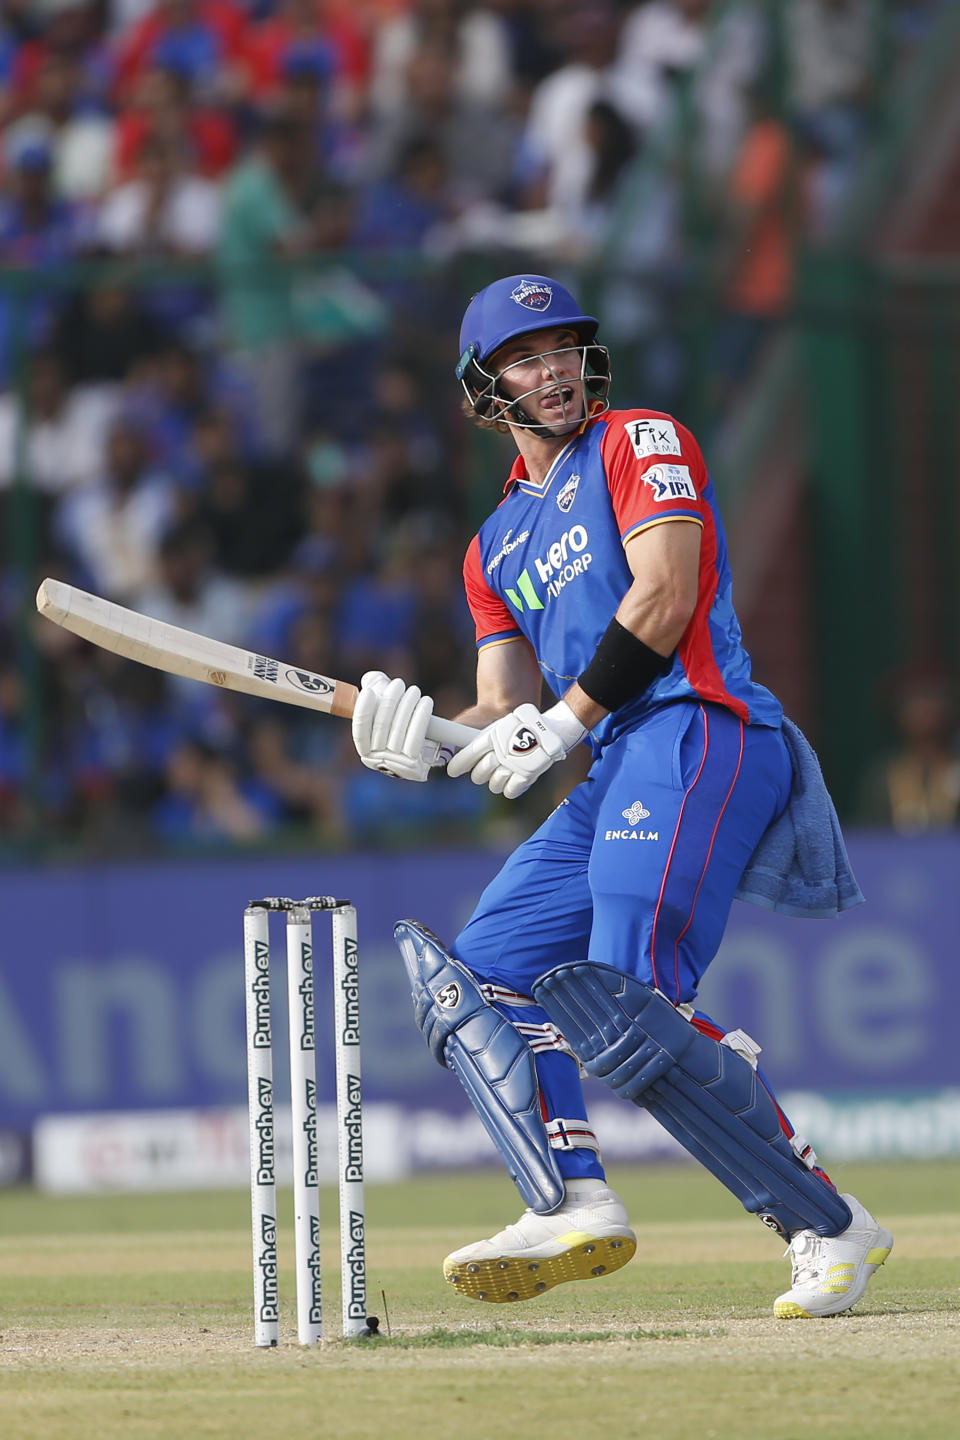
[463,534,523,650]
[601,412,710,545]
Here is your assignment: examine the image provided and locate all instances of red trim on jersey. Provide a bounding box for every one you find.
[463,533,522,647]
[650,706,709,996]
[502,453,527,495]
[600,412,751,722]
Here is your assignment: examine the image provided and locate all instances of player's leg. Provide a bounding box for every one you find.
[541,702,891,1315]
[394,782,635,1302]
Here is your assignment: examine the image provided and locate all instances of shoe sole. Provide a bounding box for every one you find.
[443,1230,637,1303]
[774,1237,893,1319]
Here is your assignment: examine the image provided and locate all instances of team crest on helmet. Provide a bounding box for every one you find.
[510,280,553,312]
[557,474,580,513]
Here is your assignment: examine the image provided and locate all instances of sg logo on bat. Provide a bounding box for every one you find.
[285,669,335,696]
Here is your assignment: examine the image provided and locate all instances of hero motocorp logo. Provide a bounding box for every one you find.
[505,524,592,611]
[511,280,553,311]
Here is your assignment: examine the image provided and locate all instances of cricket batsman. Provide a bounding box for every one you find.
[350,274,893,1319]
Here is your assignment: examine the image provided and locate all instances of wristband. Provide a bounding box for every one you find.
[542,699,588,752]
[578,618,673,713]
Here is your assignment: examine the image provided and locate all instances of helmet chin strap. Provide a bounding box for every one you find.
[497,390,584,440]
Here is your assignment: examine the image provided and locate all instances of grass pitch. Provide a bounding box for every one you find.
[1,1161,958,1440]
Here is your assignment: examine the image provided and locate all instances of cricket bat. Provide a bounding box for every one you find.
[36,578,478,750]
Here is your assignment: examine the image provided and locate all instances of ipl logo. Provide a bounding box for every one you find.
[622,801,651,825]
[510,280,553,312]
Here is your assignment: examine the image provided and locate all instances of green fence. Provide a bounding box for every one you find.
[798,254,960,816]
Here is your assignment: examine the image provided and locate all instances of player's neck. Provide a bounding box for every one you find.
[510,426,577,488]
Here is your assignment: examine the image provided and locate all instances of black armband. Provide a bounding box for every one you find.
[578,618,673,713]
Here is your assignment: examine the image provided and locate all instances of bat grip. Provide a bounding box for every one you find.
[425,714,481,751]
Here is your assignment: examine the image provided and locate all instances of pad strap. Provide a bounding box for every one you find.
[545,1118,601,1153]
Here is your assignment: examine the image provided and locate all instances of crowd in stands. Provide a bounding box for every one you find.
[0,0,947,853]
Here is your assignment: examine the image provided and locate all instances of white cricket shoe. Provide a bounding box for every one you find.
[774,1193,893,1318]
[443,1181,636,1303]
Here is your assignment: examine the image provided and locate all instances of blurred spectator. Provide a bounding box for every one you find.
[216,103,323,455]
[616,0,765,182]
[0,126,90,378]
[0,345,118,494]
[365,33,518,210]
[195,443,306,576]
[709,86,797,408]
[219,101,384,452]
[136,516,252,646]
[57,654,187,846]
[151,736,282,843]
[97,133,220,254]
[241,0,337,102]
[369,0,515,120]
[861,677,960,832]
[516,0,635,217]
[115,62,237,181]
[0,658,29,829]
[336,520,420,681]
[10,0,112,121]
[8,50,113,200]
[53,413,178,599]
[52,270,165,385]
[115,0,245,102]
[278,44,363,182]
[245,595,351,836]
[352,135,450,253]
[785,0,879,169]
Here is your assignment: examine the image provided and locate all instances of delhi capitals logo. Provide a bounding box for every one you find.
[557,474,580,513]
[511,280,553,312]
[622,801,651,824]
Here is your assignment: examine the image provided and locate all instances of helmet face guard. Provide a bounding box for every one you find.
[457,275,611,437]
[458,339,611,436]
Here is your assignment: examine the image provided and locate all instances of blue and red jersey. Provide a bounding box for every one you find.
[462,408,781,749]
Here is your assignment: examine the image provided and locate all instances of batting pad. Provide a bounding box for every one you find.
[534,962,852,1238]
[395,920,564,1213]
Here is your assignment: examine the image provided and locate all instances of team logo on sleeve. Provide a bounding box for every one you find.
[624,417,682,459]
[510,280,553,311]
[644,465,697,503]
[556,473,580,513]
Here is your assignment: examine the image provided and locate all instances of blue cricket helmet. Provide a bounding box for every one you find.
[457,275,598,374]
[456,275,609,434]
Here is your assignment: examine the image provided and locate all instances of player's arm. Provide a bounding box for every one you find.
[449,520,700,798]
[562,517,701,731]
[454,637,543,730]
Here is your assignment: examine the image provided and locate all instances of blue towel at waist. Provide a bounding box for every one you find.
[736,719,864,918]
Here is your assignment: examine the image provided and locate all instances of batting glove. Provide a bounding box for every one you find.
[446,701,586,799]
[351,671,453,782]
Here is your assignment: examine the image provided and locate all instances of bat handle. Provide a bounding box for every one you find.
[339,681,478,751]
[425,714,480,751]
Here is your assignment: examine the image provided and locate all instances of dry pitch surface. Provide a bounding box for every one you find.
[1,1162,958,1440]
